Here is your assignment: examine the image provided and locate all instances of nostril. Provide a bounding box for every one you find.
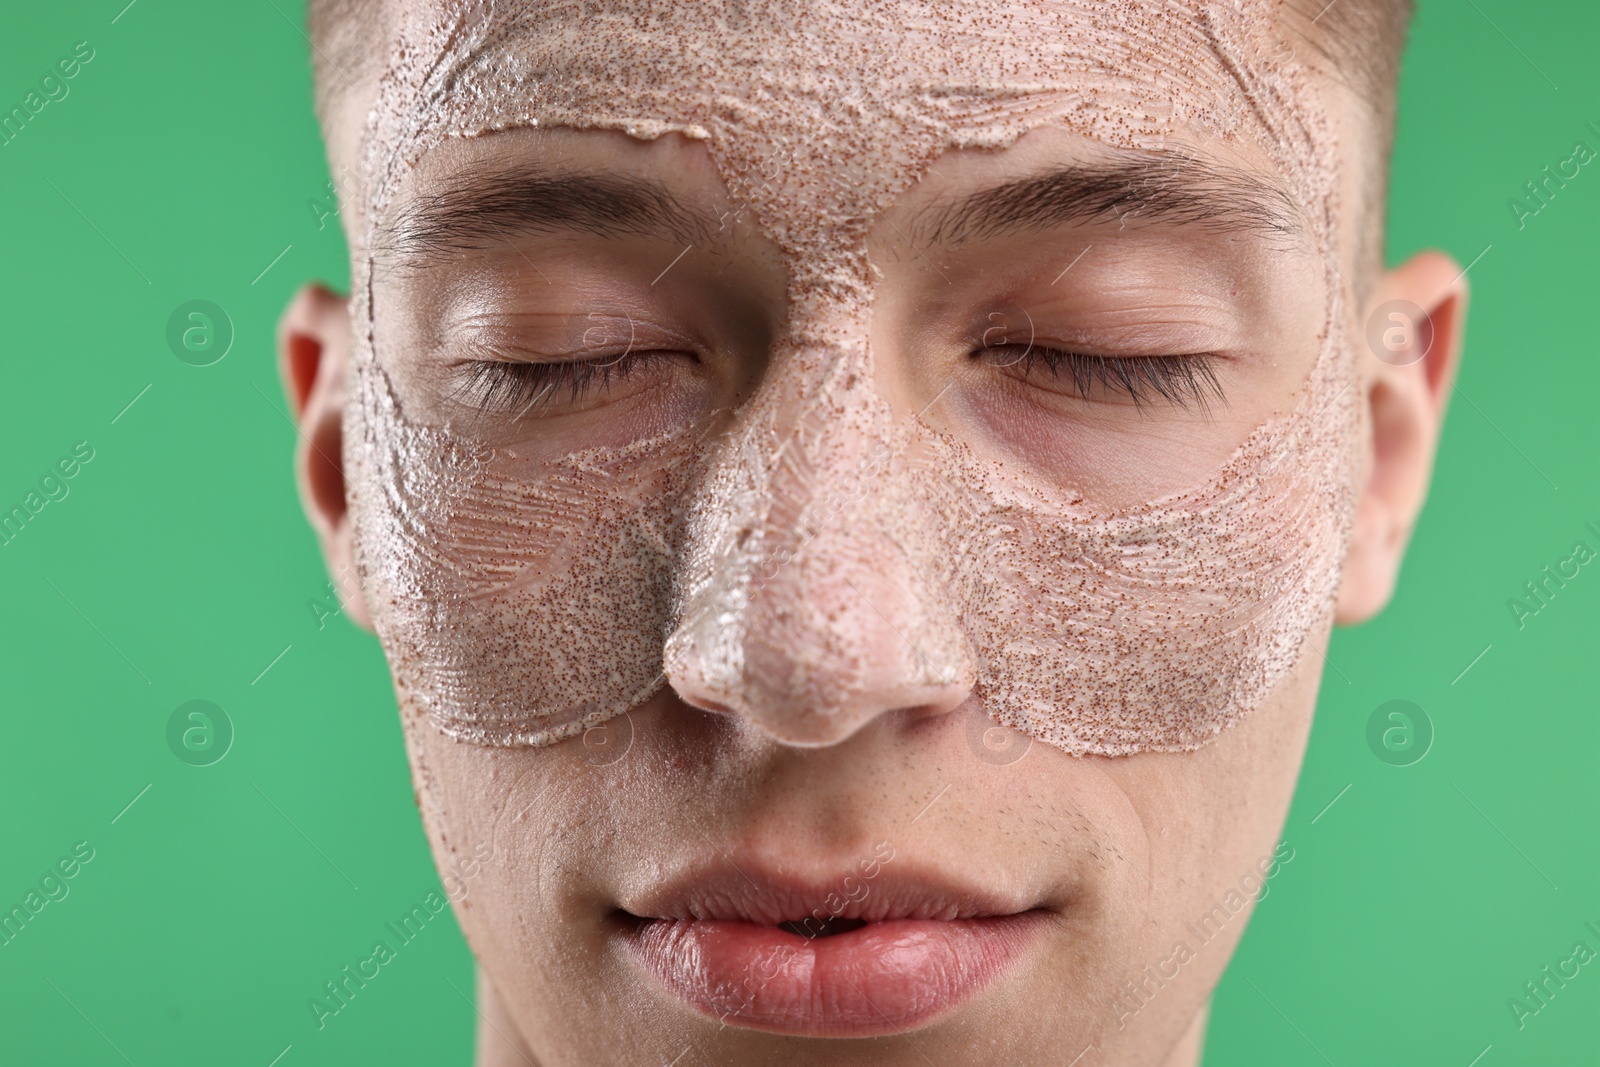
[663,641,738,717]
[900,679,976,721]
[678,692,735,717]
[899,701,964,724]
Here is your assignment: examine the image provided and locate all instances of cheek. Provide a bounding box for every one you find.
[1085,643,1324,988]
[398,705,610,941]
[946,378,1279,508]
[349,362,692,746]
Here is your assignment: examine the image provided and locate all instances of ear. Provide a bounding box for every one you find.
[1335,250,1469,624]
[277,282,373,632]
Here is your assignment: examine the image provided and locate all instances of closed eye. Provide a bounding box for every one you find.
[449,351,684,419]
[975,344,1226,413]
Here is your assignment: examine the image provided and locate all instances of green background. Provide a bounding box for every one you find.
[1,2,1594,1063]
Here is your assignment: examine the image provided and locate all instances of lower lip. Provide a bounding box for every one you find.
[623,912,1046,1037]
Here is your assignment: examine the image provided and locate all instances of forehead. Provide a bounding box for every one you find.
[378,121,1312,285]
[351,0,1332,265]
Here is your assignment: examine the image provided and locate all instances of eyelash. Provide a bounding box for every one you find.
[978,345,1225,411]
[454,346,1224,418]
[453,352,677,417]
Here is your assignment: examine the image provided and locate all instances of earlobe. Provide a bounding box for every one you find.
[277,283,374,632]
[1335,251,1468,625]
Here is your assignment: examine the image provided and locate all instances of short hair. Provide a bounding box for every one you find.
[306,0,381,136]
[306,0,1415,281]
[1286,0,1416,129]
[1284,0,1418,285]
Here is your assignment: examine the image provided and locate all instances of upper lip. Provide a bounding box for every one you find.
[618,852,1042,926]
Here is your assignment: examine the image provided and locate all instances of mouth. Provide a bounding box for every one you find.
[615,857,1052,1037]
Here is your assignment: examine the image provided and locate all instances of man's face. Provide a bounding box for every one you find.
[301,2,1408,1063]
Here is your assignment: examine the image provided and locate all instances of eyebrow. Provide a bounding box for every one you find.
[377,155,1307,266]
[909,156,1309,250]
[377,167,718,263]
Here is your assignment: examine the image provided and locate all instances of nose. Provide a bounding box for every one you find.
[668,530,975,745]
[664,329,974,746]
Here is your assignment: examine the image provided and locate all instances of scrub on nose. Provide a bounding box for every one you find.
[347,0,1360,756]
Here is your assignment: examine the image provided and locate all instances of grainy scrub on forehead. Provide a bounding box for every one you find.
[346,0,1360,756]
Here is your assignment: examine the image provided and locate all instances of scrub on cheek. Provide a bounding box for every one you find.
[347,0,1360,756]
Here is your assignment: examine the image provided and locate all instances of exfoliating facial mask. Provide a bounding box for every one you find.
[347,0,1360,755]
